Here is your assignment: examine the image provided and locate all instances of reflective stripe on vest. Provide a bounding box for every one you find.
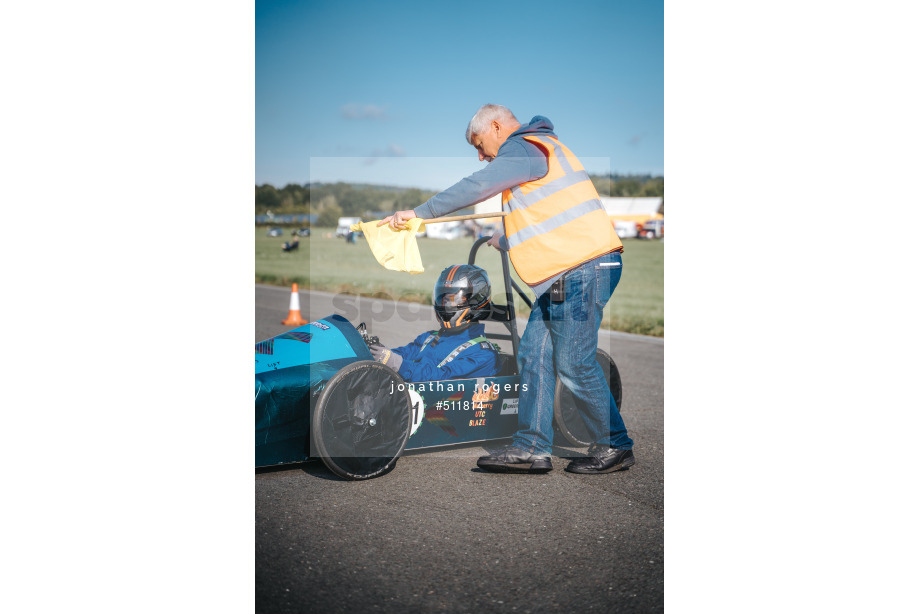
[501,135,622,285]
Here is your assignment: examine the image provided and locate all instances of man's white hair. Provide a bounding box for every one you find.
[465,104,519,144]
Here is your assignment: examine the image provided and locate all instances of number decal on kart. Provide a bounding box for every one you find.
[408,389,425,437]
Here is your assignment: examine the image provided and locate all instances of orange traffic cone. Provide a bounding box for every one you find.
[282,283,308,326]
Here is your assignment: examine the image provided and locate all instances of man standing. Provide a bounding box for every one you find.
[379,104,633,475]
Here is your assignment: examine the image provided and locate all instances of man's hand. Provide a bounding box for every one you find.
[377,210,418,231]
[487,229,504,250]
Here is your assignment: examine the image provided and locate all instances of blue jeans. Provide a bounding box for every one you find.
[512,251,633,455]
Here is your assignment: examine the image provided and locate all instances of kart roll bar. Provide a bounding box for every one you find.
[468,236,533,360]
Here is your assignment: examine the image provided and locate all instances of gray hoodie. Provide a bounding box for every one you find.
[413,116,565,296]
[413,116,557,220]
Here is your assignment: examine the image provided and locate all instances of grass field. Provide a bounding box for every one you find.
[256,227,663,336]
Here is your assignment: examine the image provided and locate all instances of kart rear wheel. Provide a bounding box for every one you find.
[311,360,413,480]
[553,348,623,447]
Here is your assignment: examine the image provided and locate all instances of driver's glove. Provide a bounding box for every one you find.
[369,342,403,371]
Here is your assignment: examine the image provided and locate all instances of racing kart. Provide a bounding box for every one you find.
[255,237,623,480]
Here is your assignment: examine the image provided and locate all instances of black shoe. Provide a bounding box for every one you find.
[565,445,635,474]
[477,446,553,474]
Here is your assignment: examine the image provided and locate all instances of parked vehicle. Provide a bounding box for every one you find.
[613,220,638,239]
[336,217,363,238]
[638,219,664,239]
[425,220,463,240]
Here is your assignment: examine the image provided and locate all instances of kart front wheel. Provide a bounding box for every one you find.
[311,360,413,480]
[553,348,623,447]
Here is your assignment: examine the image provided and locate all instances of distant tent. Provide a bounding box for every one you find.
[598,197,663,225]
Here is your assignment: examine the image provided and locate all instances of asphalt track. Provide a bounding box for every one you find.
[255,284,664,613]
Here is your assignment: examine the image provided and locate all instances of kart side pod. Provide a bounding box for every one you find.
[257,309,623,479]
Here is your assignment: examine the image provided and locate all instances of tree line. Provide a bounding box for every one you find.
[256,174,663,225]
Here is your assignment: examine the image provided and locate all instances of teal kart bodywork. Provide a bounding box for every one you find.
[255,314,372,467]
[255,314,524,469]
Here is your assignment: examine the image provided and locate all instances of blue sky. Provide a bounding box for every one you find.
[256,0,663,191]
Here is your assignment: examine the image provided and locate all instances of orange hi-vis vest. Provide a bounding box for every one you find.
[501,134,622,285]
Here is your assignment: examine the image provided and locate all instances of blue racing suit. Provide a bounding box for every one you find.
[391,323,500,383]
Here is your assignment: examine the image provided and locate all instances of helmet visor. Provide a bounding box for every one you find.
[435,290,467,310]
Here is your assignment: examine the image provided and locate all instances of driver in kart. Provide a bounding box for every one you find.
[369,264,501,382]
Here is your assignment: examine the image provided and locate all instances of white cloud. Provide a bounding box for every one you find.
[341,103,388,120]
[364,143,407,164]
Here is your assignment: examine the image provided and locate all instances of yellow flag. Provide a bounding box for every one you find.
[350,218,426,274]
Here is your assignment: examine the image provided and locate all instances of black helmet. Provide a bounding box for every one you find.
[433,264,492,329]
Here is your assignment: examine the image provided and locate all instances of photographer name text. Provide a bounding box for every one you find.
[389,381,528,396]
